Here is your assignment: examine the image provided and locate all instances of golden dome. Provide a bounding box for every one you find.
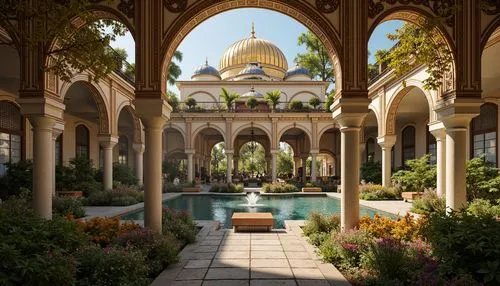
[219,24,288,80]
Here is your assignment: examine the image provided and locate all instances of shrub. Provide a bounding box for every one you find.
[288,100,304,111]
[115,228,181,277]
[209,183,244,193]
[163,182,183,193]
[0,160,33,200]
[324,93,334,111]
[303,213,340,246]
[361,237,411,281]
[112,163,139,186]
[77,217,140,247]
[319,229,373,270]
[391,154,436,193]
[308,96,321,109]
[423,209,500,284]
[185,96,197,110]
[76,245,149,286]
[83,191,112,206]
[162,208,198,245]
[359,183,401,200]
[361,160,382,184]
[467,199,500,218]
[53,197,86,218]
[466,155,500,200]
[359,213,423,242]
[261,182,298,193]
[246,97,258,109]
[411,189,445,215]
[83,184,143,206]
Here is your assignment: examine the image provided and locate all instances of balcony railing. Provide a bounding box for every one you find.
[108,46,135,85]
[170,101,330,113]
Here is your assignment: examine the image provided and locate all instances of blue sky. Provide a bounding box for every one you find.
[109,9,402,94]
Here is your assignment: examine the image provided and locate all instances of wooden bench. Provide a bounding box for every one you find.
[402,192,423,202]
[183,187,201,192]
[302,187,322,192]
[232,212,273,232]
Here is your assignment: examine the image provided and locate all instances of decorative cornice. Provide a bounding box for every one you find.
[315,0,340,14]
[164,0,188,13]
[482,0,500,15]
[368,0,455,27]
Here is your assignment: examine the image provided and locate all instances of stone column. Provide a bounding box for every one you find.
[265,156,271,175]
[52,124,64,196]
[377,135,396,187]
[301,155,308,182]
[293,156,301,176]
[445,127,468,211]
[31,117,56,219]
[142,117,167,232]
[430,124,446,197]
[233,156,239,175]
[311,152,318,182]
[133,143,145,185]
[359,143,366,166]
[226,151,233,183]
[99,136,119,191]
[205,158,211,177]
[271,151,278,182]
[186,151,194,183]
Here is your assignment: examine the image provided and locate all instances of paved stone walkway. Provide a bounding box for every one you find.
[152,222,350,286]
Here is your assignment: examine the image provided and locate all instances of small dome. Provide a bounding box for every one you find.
[285,65,311,79]
[237,62,267,77]
[241,87,264,98]
[192,59,221,79]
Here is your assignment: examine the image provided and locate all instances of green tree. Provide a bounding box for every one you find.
[391,154,437,193]
[185,96,197,110]
[239,142,266,175]
[309,96,321,110]
[166,91,179,111]
[211,143,227,175]
[295,31,334,84]
[466,155,500,201]
[246,97,258,109]
[168,50,183,85]
[0,0,128,82]
[219,87,239,110]
[264,90,281,111]
[277,146,294,175]
[380,22,453,90]
[123,63,135,79]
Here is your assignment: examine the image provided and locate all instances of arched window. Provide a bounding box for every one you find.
[0,101,23,176]
[366,138,376,162]
[471,103,497,165]
[427,130,437,165]
[75,125,89,159]
[118,136,128,165]
[402,126,416,165]
[55,134,62,166]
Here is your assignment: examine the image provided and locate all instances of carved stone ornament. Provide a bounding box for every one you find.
[315,0,340,14]
[482,0,500,15]
[117,0,134,18]
[368,0,456,27]
[164,0,188,13]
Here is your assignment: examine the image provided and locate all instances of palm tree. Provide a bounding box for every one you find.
[167,50,183,86]
[265,90,281,111]
[220,87,239,110]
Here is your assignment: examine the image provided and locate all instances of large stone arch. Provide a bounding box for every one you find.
[191,124,227,148]
[385,82,433,136]
[368,8,456,94]
[289,91,319,102]
[278,124,312,150]
[187,91,218,102]
[232,123,272,150]
[119,105,143,144]
[60,78,111,135]
[164,123,187,149]
[160,0,342,95]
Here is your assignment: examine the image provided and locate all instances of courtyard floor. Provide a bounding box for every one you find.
[152,221,351,286]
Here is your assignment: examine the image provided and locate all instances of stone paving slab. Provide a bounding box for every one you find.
[152,221,352,286]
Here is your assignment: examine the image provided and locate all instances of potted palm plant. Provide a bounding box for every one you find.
[220,87,239,111]
[264,90,281,111]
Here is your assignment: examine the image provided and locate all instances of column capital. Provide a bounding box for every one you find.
[270,149,279,155]
[133,143,145,153]
[377,135,397,148]
[435,98,481,129]
[332,97,369,128]
[52,120,65,139]
[135,97,171,123]
[185,149,196,155]
[18,96,65,122]
[429,121,447,141]
[225,150,234,155]
[98,135,119,148]
[310,150,319,155]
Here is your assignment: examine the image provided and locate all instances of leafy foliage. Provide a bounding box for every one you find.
[209,183,244,193]
[0,160,33,200]
[466,155,500,200]
[466,199,500,218]
[162,208,198,245]
[262,182,298,193]
[277,145,294,176]
[288,100,305,111]
[0,0,130,82]
[112,163,138,186]
[264,90,281,110]
[295,31,334,84]
[392,154,436,193]
[167,50,183,85]
[238,142,266,175]
[83,184,143,206]
[411,189,445,215]
[324,93,335,111]
[360,160,382,184]
[381,22,453,90]
[185,96,197,110]
[53,197,86,218]
[359,183,401,200]
[56,157,102,196]
[359,214,423,242]
[211,143,227,176]
[423,209,500,284]
[219,87,239,110]
[308,96,321,110]
[167,91,180,111]
[245,97,258,109]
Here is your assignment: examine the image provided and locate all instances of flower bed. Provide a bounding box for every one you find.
[0,197,198,285]
[302,211,498,285]
[261,182,298,193]
[359,183,401,200]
